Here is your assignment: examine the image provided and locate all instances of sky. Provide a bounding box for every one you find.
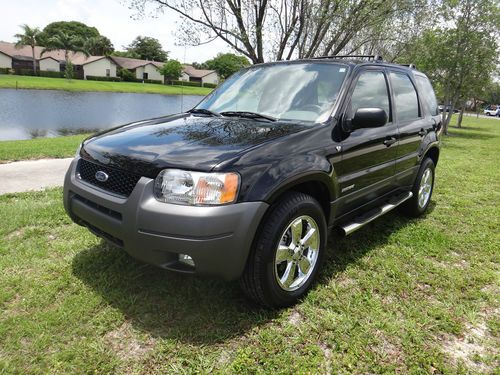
[0,0,230,62]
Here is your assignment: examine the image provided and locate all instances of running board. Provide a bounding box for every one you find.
[340,191,413,236]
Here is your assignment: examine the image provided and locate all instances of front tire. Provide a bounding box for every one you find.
[239,192,327,308]
[401,157,435,217]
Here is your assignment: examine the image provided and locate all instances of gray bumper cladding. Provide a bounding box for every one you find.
[63,158,269,280]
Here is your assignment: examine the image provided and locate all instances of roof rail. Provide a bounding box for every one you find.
[312,55,384,62]
[398,63,417,70]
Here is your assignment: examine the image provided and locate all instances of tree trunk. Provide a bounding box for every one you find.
[31,46,37,75]
[457,107,464,128]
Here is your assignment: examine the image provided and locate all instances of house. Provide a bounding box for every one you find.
[0,50,11,69]
[109,56,164,82]
[0,41,116,79]
[181,65,219,85]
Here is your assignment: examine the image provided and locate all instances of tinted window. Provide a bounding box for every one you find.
[415,76,438,116]
[390,72,419,121]
[350,71,391,121]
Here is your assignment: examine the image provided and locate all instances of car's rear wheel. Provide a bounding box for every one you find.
[400,157,435,217]
[239,192,327,308]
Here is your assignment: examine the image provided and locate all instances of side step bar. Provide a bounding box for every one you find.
[340,191,413,236]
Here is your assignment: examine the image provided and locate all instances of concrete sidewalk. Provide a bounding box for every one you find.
[0,158,73,195]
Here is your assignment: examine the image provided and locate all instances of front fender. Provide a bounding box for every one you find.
[244,154,338,204]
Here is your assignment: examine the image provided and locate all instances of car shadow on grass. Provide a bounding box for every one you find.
[71,202,434,344]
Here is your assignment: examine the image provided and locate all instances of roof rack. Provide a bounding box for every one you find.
[312,55,384,62]
[398,63,417,70]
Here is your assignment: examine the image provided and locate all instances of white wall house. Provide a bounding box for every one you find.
[39,57,59,71]
[83,57,117,79]
[0,51,12,69]
[135,63,163,82]
[201,71,219,85]
[181,65,220,85]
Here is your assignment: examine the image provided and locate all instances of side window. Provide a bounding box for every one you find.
[415,76,438,116]
[350,71,391,122]
[390,72,420,121]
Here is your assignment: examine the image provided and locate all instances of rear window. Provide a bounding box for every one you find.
[415,76,439,116]
[389,72,420,122]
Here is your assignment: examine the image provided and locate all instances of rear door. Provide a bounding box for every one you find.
[388,70,431,181]
[336,67,398,214]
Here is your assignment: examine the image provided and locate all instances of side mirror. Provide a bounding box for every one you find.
[347,107,388,131]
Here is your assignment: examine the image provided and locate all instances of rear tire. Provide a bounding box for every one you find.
[239,192,327,308]
[400,157,435,217]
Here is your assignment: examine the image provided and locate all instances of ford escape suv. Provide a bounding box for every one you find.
[64,55,441,308]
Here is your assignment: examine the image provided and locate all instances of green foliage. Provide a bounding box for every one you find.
[85,75,121,82]
[13,68,36,76]
[159,59,183,82]
[202,82,218,88]
[205,53,250,79]
[170,79,202,87]
[111,50,141,59]
[64,61,74,80]
[125,36,168,61]
[39,70,64,78]
[0,67,11,74]
[38,21,100,46]
[84,36,114,55]
[143,79,163,84]
[117,68,136,82]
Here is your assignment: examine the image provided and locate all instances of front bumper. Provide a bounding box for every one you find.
[63,157,269,280]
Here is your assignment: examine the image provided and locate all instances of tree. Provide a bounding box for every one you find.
[159,59,183,82]
[403,0,499,133]
[41,31,89,79]
[205,53,250,79]
[112,50,141,59]
[125,36,168,61]
[38,21,100,46]
[84,36,114,55]
[130,0,424,64]
[14,24,41,74]
[117,67,136,81]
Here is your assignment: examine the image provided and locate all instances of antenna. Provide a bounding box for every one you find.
[180,45,186,113]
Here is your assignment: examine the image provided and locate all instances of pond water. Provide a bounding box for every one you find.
[0,89,204,140]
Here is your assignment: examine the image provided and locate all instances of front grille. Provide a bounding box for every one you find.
[77,159,142,197]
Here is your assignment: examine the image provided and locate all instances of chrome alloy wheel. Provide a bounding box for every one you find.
[274,215,320,292]
[418,167,433,208]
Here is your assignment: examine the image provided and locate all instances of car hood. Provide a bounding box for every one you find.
[81,114,309,177]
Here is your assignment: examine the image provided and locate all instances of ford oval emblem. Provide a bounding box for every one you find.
[95,171,109,182]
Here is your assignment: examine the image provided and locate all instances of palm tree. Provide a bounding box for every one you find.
[41,31,89,79]
[14,24,41,74]
[84,36,114,56]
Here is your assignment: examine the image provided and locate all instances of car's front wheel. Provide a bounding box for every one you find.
[240,192,327,308]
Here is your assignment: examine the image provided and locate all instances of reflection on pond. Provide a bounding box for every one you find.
[0,89,204,140]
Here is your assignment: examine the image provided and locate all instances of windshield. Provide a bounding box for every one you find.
[195,62,348,123]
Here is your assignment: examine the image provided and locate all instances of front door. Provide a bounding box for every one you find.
[336,68,398,215]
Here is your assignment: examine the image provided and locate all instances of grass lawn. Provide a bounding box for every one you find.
[0,134,89,163]
[0,74,212,96]
[0,117,498,373]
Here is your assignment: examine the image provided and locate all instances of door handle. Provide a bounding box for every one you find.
[383,137,397,146]
[418,129,427,137]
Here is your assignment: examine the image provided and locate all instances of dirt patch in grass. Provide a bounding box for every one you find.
[104,321,156,361]
[442,309,499,373]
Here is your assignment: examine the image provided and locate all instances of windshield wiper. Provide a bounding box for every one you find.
[188,108,221,117]
[220,111,277,122]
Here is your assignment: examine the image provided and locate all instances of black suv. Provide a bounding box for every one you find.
[64,56,441,308]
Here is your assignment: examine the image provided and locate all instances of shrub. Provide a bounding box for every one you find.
[0,67,10,74]
[14,68,36,76]
[39,70,65,78]
[143,79,163,84]
[202,82,218,88]
[85,75,122,82]
[170,80,202,87]
[117,68,136,82]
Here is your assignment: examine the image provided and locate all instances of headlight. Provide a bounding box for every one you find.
[154,169,240,205]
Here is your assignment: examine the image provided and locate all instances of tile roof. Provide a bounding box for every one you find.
[109,56,164,70]
[182,64,216,78]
